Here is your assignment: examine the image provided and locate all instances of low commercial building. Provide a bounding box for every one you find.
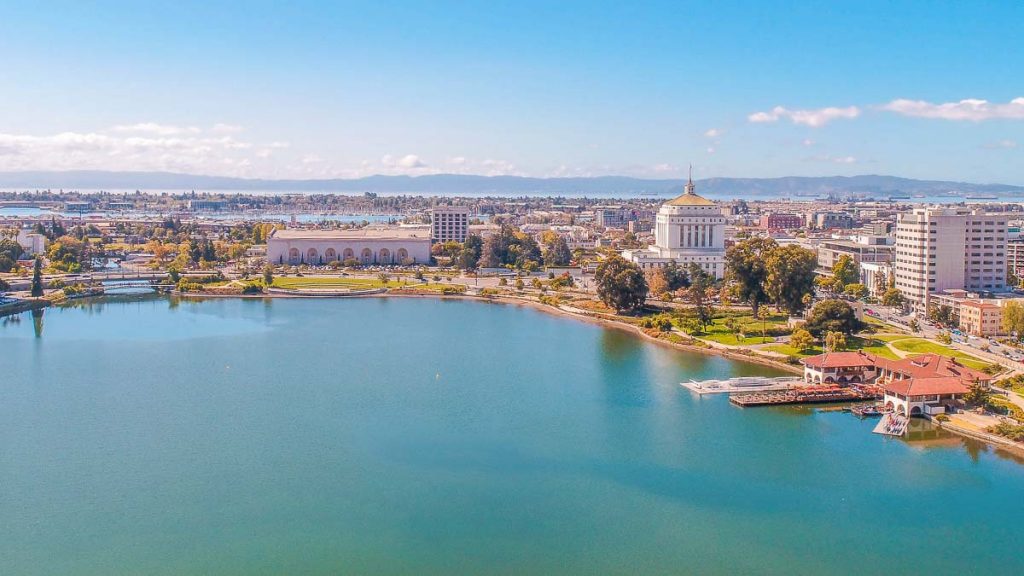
[267,228,431,265]
[16,229,46,256]
[759,213,804,230]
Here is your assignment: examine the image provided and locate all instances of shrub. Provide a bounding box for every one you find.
[639,314,674,332]
[241,283,265,295]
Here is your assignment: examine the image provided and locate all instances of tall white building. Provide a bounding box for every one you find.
[622,171,726,278]
[894,207,1008,312]
[430,206,470,243]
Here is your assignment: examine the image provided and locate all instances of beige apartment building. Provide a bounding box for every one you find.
[893,207,1008,313]
[959,300,1003,337]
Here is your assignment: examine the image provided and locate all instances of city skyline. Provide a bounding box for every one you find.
[1,1,1022,183]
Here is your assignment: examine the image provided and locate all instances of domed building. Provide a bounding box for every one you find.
[622,170,726,278]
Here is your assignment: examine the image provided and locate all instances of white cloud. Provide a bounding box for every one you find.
[0,125,287,178]
[447,156,467,166]
[380,154,428,171]
[802,138,816,147]
[981,139,1018,150]
[704,128,722,138]
[210,123,244,134]
[110,122,201,136]
[480,158,518,176]
[748,105,861,127]
[881,97,1024,121]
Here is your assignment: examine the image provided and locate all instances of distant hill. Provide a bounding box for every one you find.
[0,170,1021,198]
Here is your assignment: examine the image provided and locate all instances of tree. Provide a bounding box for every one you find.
[514,278,524,291]
[661,260,690,291]
[881,288,904,307]
[824,330,847,352]
[843,283,868,300]
[262,265,274,286]
[908,318,920,333]
[0,277,9,292]
[46,235,90,273]
[937,331,953,345]
[790,328,815,352]
[457,234,484,269]
[1002,301,1024,341]
[30,257,44,297]
[963,380,992,407]
[725,236,776,315]
[872,269,887,296]
[594,254,648,313]
[831,255,859,292]
[934,304,954,326]
[0,238,24,272]
[724,317,742,342]
[542,234,571,266]
[764,244,817,315]
[804,299,864,337]
[686,262,714,331]
[645,269,669,298]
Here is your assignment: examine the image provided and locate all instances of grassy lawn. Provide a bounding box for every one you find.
[761,335,897,360]
[869,333,911,342]
[700,331,775,345]
[888,338,990,370]
[763,343,824,356]
[848,336,901,360]
[273,276,450,291]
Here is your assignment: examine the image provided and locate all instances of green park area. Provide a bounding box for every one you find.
[696,310,791,345]
[271,276,454,292]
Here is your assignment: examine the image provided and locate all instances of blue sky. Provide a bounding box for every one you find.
[1,1,1022,183]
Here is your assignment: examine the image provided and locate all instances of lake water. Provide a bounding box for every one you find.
[2,296,1023,575]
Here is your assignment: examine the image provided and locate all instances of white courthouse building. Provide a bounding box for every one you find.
[621,173,726,278]
[267,228,431,265]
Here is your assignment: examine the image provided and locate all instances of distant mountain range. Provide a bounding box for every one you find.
[0,170,1022,198]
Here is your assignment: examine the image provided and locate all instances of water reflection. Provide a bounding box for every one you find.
[31,308,43,338]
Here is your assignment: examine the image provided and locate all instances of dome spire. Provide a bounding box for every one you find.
[685,163,695,195]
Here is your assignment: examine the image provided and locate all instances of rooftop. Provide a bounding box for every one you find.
[269,228,431,241]
[801,351,880,369]
[882,376,970,397]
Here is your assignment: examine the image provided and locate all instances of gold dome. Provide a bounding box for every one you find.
[665,192,716,206]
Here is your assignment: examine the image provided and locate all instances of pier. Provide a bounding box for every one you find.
[729,385,879,407]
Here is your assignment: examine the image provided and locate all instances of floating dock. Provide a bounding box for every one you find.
[873,413,909,436]
[680,376,805,395]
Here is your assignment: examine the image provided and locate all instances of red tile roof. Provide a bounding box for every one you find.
[882,376,970,397]
[883,353,989,382]
[801,351,879,369]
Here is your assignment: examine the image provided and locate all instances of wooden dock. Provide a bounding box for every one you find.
[730,386,878,407]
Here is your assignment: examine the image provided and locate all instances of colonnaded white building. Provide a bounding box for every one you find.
[267,228,432,265]
[621,173,726,278]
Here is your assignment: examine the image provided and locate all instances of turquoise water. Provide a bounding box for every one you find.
[2,296,1023,575]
